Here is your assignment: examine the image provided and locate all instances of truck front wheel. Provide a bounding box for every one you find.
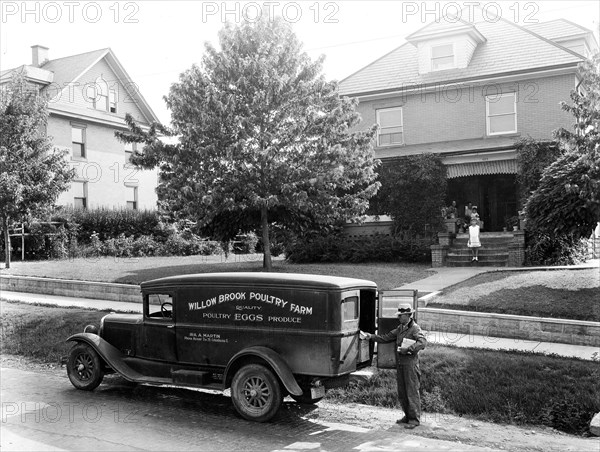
[231,364,282,422]
[67,343,104,391]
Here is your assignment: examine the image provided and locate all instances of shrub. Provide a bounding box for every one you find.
[286,232,432,263]
[159,232,221,256]
[131,235,159,257]
[233,232,259,254]
[421,385,447,412]
[539,398,599,435]
[103,233,135,258]
[48,225,70,260]
[525,231,588,266]
[51,207,162,244]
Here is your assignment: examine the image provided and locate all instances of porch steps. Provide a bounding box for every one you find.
[446,232,513,267]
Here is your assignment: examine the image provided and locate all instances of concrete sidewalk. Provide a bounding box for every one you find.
[394,259,599,297]
[3,285,598,361]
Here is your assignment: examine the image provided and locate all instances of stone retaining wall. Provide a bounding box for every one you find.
[0,275,140,303]
[2,275,598,347]
[419,307,600,347]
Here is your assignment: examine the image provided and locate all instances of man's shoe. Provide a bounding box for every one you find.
[396,416,408,424]
[404,420,420,429]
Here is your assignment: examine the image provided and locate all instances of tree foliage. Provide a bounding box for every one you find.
[117,16,379,269]
[370,154,447,235]
[515,138,561,206]
[524,55,600,240]
[0,72,74,268]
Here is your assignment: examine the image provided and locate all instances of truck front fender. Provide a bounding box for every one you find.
[224,346,302,396]
[67,333,144,383]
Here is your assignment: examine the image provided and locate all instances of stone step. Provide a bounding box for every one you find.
[447,253,508,261]
[453,238,512,245]
[448,248,508,256]
[449,242,510,250]
[446,259,509,267]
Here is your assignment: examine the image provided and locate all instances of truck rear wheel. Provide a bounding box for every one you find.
[67,343,104,391]
[231,364,282,422]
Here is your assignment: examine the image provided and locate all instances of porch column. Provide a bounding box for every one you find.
[432,232,455,267]
[508,231,525,267]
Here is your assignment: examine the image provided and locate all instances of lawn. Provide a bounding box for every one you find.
[426,268,600,322]
[0,255,432,290]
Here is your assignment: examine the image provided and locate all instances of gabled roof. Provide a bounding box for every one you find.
[45,48,159,124]
[406,15,486,44]
[339,16,585,97]
[525,19,593,41]
[40,48,110,89]
[2,48,159,124]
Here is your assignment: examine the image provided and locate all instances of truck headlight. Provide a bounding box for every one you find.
[84,324,98,335]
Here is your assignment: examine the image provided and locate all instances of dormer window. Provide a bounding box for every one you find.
[86,76,117,113]
[109,89,117,113]
[431,44,455,71]
[407,22,485,74]
[94,77,109,111]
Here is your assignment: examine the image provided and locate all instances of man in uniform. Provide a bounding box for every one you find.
[361,303,427,428]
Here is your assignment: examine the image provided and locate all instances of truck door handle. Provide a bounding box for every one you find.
[167,325,175,329]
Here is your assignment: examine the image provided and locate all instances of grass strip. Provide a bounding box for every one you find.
[326,345,600,435]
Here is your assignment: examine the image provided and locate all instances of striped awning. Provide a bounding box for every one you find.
[446,160,518,179]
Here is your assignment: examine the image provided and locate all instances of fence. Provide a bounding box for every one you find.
[4,222,65,261]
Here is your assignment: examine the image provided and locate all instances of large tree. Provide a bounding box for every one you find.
[118,16,379,270]
[524,55,600,240]
[370,154,447,236]
[0,72,74,268]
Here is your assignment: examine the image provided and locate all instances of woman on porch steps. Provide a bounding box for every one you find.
[467,217,481,262]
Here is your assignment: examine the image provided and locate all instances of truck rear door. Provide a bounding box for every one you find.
[376,289,418,369]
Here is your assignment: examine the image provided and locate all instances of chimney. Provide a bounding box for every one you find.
[31,45,49,67]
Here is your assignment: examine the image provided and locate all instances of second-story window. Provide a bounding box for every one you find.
[376,107,403,146]
[431,44,455,71]
[71,125,86,158]
[124,142,137,154]
[486,92,517,135]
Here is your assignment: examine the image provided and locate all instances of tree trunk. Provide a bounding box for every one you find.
[261,204,272,271]
[3,217,11,269]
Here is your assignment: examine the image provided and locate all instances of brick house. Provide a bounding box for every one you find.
[339,16,598,234]
[1,46,160,210]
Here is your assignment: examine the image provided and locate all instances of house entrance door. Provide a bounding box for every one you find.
[448,175,517,231]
